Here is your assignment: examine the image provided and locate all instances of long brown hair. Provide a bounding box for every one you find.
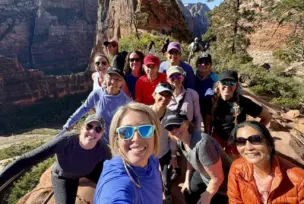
[212,81,241,125]
[123,50,145,75]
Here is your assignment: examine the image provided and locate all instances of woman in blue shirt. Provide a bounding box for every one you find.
[94,103,162,204]
[63,66,131,143]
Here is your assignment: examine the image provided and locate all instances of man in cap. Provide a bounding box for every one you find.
[188,37,203,63]
[103,40,127,71]
[135,55,167,105]
[159,42,195,90]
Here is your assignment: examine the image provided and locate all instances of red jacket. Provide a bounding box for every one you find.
[228,156,304,204]
[135,73,167,105]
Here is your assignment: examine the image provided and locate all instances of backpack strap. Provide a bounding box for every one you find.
[176,91,186,113]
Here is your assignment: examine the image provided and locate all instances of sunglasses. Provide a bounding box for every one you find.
[168,50,180,55]
[169,73,183,81]
[165,124,181,132]
[220,80,237,87]
[235,135,263,146]
[86,123,103,134]
[129,58,141,62]
[95,61,108,66]
[116,125,155,140]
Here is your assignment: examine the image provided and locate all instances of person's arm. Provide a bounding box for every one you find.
[192,90,202,130]
[0,135,66,186]
[258,107,272,126]
[181,161,193,194]
[198,159,224,204]
[135,79,143,103]
[63,91,97,130]
[204,114,212,135]
[169,139,178,168]
[227,162,244,204]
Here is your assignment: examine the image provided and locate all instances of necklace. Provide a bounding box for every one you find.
[122,158,141,188]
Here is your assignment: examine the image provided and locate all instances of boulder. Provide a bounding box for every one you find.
[282,110,301,120]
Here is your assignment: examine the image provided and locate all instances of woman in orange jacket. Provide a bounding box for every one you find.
[227,121,304,204]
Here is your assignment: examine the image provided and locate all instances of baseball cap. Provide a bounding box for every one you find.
[85,114,105,128]
[154,82,174,95]
[163,112,188,129]
[167,42,181,53]
[103,40,118,47]
[197,53,212,64]
[106,66,125,78]
[167,66,185,77]
[144,55,160,67]
[218,70,238,82]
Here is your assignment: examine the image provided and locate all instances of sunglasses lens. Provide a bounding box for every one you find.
[130,58,140,62]
[117,126,134,140]
[86,123,93,131]
[138,125,155,138]
[165,124,181,132]
[221,81,236,86]
[249,135,262,145]
[95,126,103,134]
[235,137,247,146]
[101,61,107,66]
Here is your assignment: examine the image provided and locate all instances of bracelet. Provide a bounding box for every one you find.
[171,154,177,158]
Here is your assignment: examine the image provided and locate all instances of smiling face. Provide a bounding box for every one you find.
[167,49,181,65]
[94,55,109,76]
[144,64,158,80]
[106,44,118,56]
[219,80,238,101]
[167,73,184,88]
[129,52,142,72]
[105,73,123,95]
[236,125,271,166]
[196,62,211,78]
[118,110,155,167]
[153,91,172,108]
[79,121,104,149]
[168,121,189,142]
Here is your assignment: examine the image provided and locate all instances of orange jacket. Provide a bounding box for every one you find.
[228,156,304,204]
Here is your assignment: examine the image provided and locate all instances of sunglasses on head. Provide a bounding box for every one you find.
[129,58,141,62]
[220,80,237,87]
[235,135,263,146]
[95,61,108,66]
[116,125,155,140]
[169,73,183,81]
[86,123,103,134]
[165,124,181,132]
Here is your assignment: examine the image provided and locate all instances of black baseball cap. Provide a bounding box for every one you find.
[218,70,238,82]
[163,112,188,129]
[197,53,212,64]
[106,66,124,78]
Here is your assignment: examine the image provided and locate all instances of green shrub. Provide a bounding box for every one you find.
[271,97,303,110]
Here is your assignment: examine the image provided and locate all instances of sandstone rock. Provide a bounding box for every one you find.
[283,110,301,120]
[18,168,95,204]
[268,119,281,131]
[0,56,92,106]
[0,0,98,74]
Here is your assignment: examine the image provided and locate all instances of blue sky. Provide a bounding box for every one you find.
[181,0,223,9]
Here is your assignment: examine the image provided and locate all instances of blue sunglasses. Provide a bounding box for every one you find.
[116,125,155,140]
[220,80,237,86]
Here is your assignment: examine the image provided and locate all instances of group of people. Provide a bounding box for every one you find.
[0,39,303,204]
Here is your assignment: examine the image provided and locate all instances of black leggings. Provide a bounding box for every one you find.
[51,161,104,204]
[184,171,228,204]
[159,150,172,196]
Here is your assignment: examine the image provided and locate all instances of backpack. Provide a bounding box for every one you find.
[192,42,200,52]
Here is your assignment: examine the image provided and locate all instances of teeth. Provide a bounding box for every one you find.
[246,153,258,156]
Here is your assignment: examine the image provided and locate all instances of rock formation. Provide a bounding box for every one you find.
[0,0,98,74]
[94,0,191,53]
[0,56,92,106]
[176,1,210,39]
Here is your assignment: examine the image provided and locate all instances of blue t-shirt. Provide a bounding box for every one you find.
[63,87,131,143]
[124,74,139,99]
[94,156,162,204]
[194,72,218,99]
[159,61,195,89]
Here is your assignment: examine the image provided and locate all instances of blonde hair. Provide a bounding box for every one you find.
[212,81,240,124]
[109,103,160,157]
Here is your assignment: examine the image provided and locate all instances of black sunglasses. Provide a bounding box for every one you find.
[235,135,263,146]
[165,124,181,132]
[129,58,141,62]
[95,61,108,66]
[86,123,103,134]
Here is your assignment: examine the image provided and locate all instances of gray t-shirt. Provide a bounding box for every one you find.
[177,131,231,187]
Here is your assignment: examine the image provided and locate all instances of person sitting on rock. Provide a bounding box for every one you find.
[0,114,111,204]
[194,53,218,134]
[208,70,272,157]
[103,40,127,71]
[159,42,195,89]
[63,66,131,144]
[188,37,203,63]
[92,53,110,90]
[228,121,304,203]
[135,55,167,105]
